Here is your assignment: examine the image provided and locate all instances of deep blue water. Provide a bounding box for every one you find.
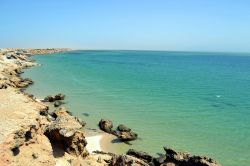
[23,50,250,166]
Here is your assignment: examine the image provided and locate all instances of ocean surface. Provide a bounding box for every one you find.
[23,50,250,166]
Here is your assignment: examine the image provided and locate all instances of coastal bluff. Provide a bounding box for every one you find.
[0,48,221,166]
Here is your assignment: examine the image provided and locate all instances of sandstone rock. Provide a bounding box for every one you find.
[98,119,113,133]
[45,107,88,157]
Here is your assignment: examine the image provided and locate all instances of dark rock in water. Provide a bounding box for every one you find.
[98,119,138,142]
[44,95,54,102]
[157,146,221,166]
[43,93,65,102]
[54,101,64,107]
[118,131,138,142]
[54,93,65,100]
[82,113,90,117]
[127,149,153,163]
[164,147,178,158]
[117,124,131,132]
[98,119,113,133]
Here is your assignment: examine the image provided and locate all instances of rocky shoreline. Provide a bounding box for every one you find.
[0,48,221,166]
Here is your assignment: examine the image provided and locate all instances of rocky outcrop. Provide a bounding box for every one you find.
[45,107,88,157]
[98,119,138,142]
[93,148,220,166]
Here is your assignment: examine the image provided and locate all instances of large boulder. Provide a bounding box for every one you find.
[98,119,114,133]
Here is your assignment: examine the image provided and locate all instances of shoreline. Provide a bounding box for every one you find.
[0,48,221,166]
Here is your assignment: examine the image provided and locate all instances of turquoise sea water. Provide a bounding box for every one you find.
[23,50,250,166]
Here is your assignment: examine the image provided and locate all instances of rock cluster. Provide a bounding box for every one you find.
[93,147,221,166]
[98,119,138,142]
[43,93,65,102]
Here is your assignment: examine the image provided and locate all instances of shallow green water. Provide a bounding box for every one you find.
[23,50,250,166]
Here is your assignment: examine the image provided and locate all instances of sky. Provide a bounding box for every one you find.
[0,0,250,52]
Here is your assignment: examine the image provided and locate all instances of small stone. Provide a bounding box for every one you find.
[32,153,38,159]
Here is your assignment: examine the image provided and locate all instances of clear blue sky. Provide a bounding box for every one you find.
[0,0,250,52]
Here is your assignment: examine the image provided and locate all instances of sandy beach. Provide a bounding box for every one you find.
[86,135,102,153]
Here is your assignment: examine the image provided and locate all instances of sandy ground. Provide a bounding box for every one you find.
[86,135,102,153]
[0,87,45,143]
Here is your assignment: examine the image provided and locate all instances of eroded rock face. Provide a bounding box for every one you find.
[98,119,113,133]
[45,107,88,157]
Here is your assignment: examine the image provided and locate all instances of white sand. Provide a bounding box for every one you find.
[85,135,103,153]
